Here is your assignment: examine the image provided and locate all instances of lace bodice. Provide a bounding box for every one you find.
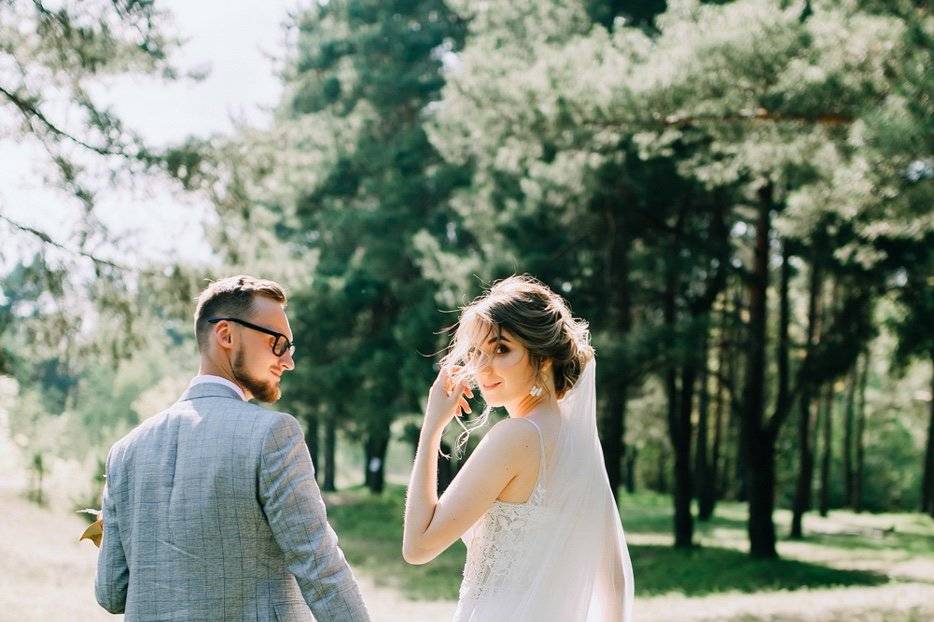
[455,418,548,613]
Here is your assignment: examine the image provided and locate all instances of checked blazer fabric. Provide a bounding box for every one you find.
[95,381,370,621]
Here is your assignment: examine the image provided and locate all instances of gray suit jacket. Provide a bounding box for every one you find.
[95,382,370,621]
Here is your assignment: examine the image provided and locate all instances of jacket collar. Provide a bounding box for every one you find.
[178,381,248,403]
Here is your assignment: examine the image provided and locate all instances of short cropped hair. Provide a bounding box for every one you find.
[193,275,287,351]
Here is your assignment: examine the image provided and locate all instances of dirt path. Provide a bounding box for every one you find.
[0,473,454,622]
[638,583,934,621]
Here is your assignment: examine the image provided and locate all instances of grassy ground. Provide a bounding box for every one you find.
[3,402,932,622]
[325,486,468,601]
[3,471,932,621]
[325,485,934,620]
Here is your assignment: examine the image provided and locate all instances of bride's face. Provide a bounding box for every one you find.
[469,327,537,408]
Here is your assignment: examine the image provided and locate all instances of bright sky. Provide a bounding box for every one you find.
[0,0,299,269]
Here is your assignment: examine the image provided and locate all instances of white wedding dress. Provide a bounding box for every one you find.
[452,359,634,621]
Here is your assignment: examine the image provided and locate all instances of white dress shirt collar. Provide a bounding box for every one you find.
[189,374,247,401]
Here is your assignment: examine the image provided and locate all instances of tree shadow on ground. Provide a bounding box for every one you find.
[622,510,749,534]
[802,530,934,557]
[630,544,888,597]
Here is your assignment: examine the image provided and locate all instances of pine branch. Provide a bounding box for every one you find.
[0,211,154,275]
[659,109,854,128]
[582,107,856,132]
[0,84,128,157]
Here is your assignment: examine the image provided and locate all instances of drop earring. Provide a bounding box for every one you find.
[529,385,543,397]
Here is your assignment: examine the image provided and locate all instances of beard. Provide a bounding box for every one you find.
[232,346,281,403]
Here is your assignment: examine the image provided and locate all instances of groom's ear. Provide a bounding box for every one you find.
[213,321,234,350]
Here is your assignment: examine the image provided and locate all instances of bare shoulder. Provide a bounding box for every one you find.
[478,417,541,463]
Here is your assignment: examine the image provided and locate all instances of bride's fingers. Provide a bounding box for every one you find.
[458,397,471,415]
[435,368,453,396]
[433,368,472,401]
[452,380,470,399]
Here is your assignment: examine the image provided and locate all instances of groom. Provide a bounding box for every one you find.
[95,275,370,621]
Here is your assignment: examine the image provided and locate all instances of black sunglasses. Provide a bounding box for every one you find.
[208,317,296,357]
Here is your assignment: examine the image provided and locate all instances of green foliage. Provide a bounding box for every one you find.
[886,238,934,372]
[3,252,200,494]
[228,0,475,487]
[863,411,923,512]
[0,0,179,206]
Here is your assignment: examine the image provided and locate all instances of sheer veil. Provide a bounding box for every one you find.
[475,358,635,620]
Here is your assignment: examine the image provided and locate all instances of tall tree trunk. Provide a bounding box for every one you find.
[305,413,320,483]
[675,363,697,547]
[625,446,637,493]
[655,448,668,493]
[843,362,857,507]
[752,237,793,562]
[727,322,745,506]
[711,405,725,504]
[819,381,833,517]
[772,238,793,462]
[747,434,777,558]
[818,278,840,518]
[790,386,816,538]
[663,262,695,549]
[855,347,869,513]
[602,205,632,502]
[364,426,390,494]
[697,328,714,520]
[922,357,934,517]
[32,452,45,506]
[721,412,735,501]
[791,255,824,539]
[604,381,627,499]
[742,182,777,558]
[731,282,748,503]
[706,295,728,510]
[323,414,337,492]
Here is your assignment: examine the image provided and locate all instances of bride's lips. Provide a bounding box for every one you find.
[481,381,502,390]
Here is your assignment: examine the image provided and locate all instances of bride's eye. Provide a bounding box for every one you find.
[494,345,509,355]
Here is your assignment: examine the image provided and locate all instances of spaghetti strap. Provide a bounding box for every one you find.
[518,417,546,482]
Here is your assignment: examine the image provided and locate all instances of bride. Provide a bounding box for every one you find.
[403,275,634,621]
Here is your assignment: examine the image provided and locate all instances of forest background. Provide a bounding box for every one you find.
[1,1,932,620]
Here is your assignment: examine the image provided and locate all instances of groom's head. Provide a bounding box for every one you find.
[194,275,295,403]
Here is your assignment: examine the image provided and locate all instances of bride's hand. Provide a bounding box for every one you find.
[425,366,474,432]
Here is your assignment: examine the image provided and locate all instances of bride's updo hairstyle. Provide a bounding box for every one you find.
[439,275,594,453]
